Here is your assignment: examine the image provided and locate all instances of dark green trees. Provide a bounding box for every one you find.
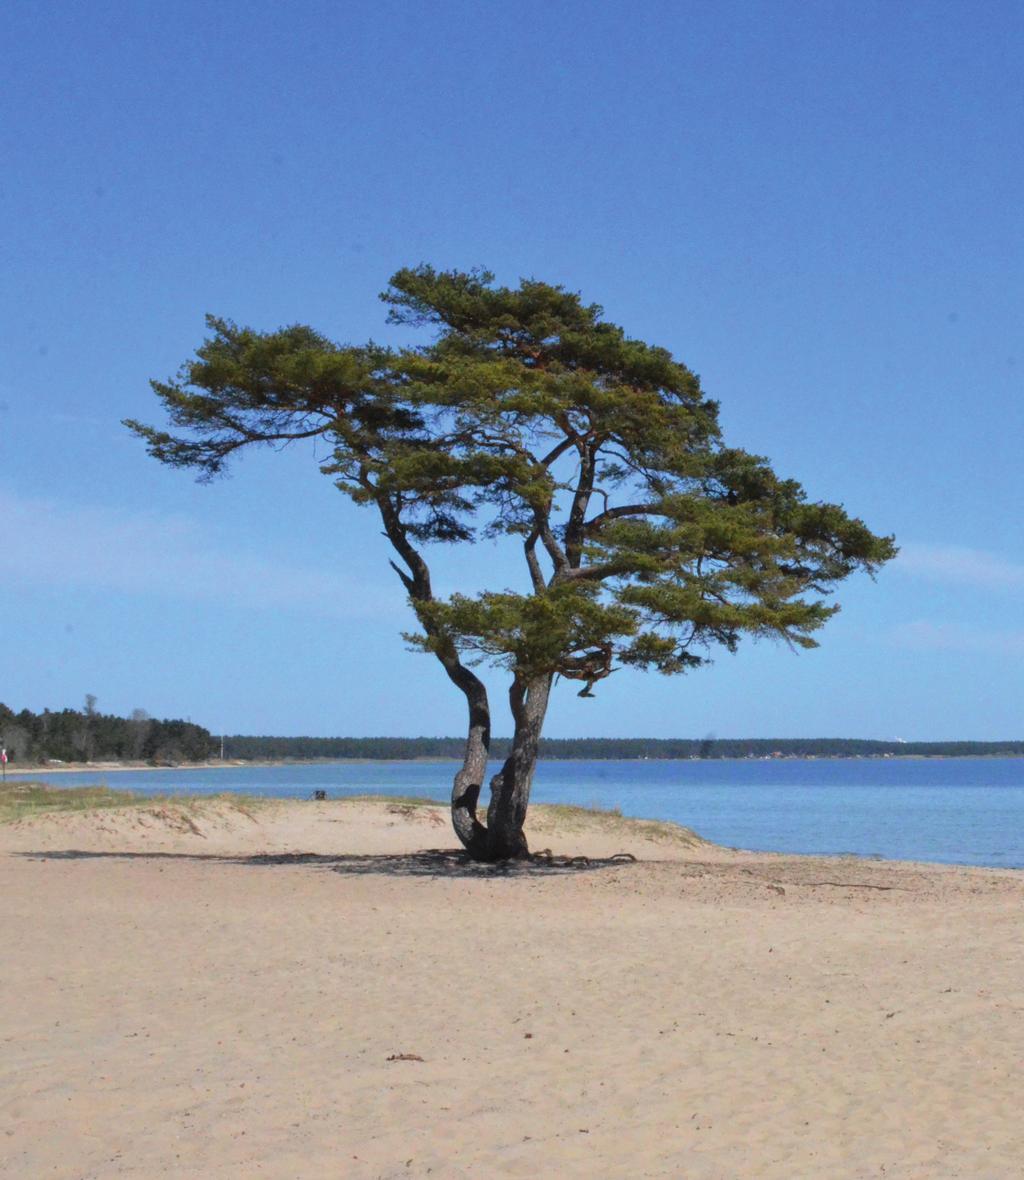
[0,701,213,764]
[127,266,896,860]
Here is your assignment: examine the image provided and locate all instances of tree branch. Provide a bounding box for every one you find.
[564,440,598,567]
[583,502,665,533]
[523,527,547,592]
[540,435,577,467]
[560,561,627,583]
[534,509,569,576]
[387,559,415,594]
[363,471,432,600]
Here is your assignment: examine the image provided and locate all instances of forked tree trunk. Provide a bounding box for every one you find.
[445,666,553,862]
[484,673,554,861]
[375,491,556,862]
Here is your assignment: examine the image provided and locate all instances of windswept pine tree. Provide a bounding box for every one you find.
[127,266,896,860]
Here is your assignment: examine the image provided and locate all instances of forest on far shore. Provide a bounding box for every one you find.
[3,702,1021,764]
[0,700,214,765]
[223,735,1024,760]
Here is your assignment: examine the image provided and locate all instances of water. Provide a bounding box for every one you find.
[8,757,1024,869]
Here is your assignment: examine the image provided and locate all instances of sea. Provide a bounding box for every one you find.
[10,756,1024,870]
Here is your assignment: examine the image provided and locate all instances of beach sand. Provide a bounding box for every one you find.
[2,797,1023,1178]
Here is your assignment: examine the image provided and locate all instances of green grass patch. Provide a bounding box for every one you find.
[0,782,267,825]
[537,802,625,822]
[531,801,706,845]
[0,781,142,824]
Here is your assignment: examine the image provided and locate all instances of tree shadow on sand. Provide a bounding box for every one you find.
[13,848,638,878]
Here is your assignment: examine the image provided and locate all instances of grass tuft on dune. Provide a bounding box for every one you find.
[0,781,265,825]
[0,782,141,824]
[529,802,708,847]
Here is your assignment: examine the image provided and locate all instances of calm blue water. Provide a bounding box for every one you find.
[10,757,1024,868]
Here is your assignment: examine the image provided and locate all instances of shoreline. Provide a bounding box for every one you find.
[7,750,1024,777]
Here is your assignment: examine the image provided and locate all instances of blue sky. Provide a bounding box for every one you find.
[2,0,1021,739]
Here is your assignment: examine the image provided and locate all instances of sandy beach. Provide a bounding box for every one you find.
[2,796,1023,1179]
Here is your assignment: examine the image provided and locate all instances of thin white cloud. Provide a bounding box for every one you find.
[892,620,1024,655]
[898,543,1024,589]
[0,491,400,621]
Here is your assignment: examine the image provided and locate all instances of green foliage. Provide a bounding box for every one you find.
[126,266,896,694]
[409,584,638,677]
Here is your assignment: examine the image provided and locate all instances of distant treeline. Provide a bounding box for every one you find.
[4,707,1020,764]
[0,700,215,765]
[223,735,1024,760]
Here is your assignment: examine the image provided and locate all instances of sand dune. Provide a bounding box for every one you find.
[2,798,1023,1178]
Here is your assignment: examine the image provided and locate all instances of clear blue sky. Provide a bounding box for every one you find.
[2,0,1021,740]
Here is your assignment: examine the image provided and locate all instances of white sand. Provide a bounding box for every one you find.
[2,798,1023,1178]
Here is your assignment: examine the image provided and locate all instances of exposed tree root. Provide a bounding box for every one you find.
[530,848,637,869]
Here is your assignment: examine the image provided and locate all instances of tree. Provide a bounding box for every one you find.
[128,708,152,760]
[126,266,896,861]
[80,693,98,762]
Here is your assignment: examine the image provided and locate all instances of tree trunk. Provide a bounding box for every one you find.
[370,487,550,863]
[485,674,554,860]
[449,673,491,861]
[369,486,495,860]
